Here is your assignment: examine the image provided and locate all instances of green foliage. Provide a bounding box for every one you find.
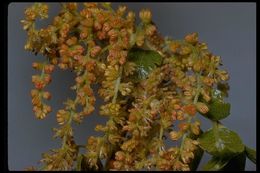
[128,48,163,80]
[217,83,229,97]
[203,152,246,171]
[221,152,246,171]
[206,98,231,121]
[202,156,230,171]
[189,144,204,170]
[198,125,244,157]
[21,2,256,171]
[245,146,256,164]
[199,89,231,121]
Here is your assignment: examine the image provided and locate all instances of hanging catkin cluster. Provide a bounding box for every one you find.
[22,3,255,171]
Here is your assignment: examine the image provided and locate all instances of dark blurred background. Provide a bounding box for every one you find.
[8,3,256,170]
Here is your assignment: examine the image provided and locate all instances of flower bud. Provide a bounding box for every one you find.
[196,102,209,114]
[44,105,52,113]
[32,75,39,83]
[145,24,156,36]
[181,151,194,164]
[139,9,152,23]
[190,122,200,135]
[84,3,97,8]
[180,46,192,55]
[136,32,145,47]
[94,21,102,31]
[36,111,45,120]
[56,109,68,125]
[35,81,45,90]
[177,113,185,121]
[75,76,84,84]
[80,9,92,18]
[193,61,202,72]
[173,104,181,110]
[87,136,96,145]
[25,9,36,21]
[95,124,106,132]
[119,56,126,65]
[42,104,51,114]
[80,31,88,39]
[127,11,135,21]
[212,55,221,65]
[217,70,229,81]
[115,151,125,161]
[169,131,182,141]
[66,3,77,11]
[43,74,52,84]
[73,114,83,124]
[81,18,94,27]
[44,64,55,74]
[184,90,192,96]
[31,89,39,97]
[201,89,211,102]
[32,62,41,70]
[183,104,196,116]
[117,5,127,16]
[177,110,184,118]
[192,139,199,145]
[172,111,177,120]
[32,96,41,106]
[178,122,190,131]
[108,103,120,116]
[42,91,51,100]
[66,37,77,46]
[184,33,198,44]
[113,161,123,170]
[90,46,101,57]
[128,113,137,122]
[169,42,180,53]
[102,22,111,32]
[108,29,118,39]
[97,31,106,40]
[203,76,214,86]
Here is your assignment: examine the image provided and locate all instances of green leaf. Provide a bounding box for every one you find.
[203,152,246,171]
[245,146,256,164]
[204,98,231,121]
[221,152,246,171]
[217,82,230,97]
[198,126,244,157]
[128,48,163,80]
[189,145,204,171]
[202,156,230,171]
[199,89,231,121]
